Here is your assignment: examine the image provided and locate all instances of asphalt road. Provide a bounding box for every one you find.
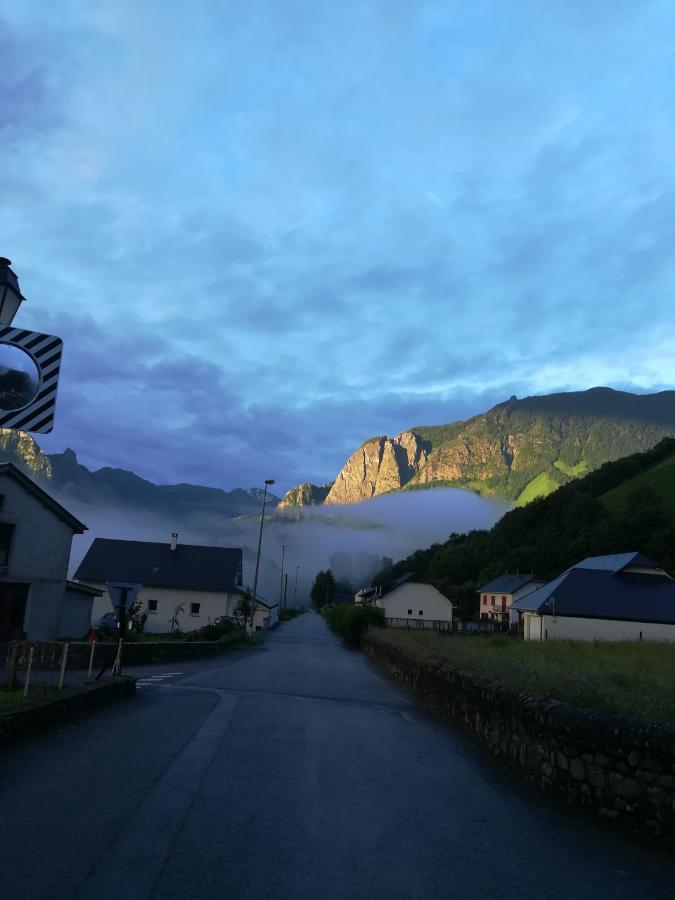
[1,612,674,899]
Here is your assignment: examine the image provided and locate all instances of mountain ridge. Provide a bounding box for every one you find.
[0,434,280,521]
[278,387,675,508]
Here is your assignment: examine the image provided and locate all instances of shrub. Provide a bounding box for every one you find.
[323,604,385,647]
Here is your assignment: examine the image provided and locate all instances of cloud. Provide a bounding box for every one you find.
[1,0,674,490]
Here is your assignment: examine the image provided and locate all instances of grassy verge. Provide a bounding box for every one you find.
[369,628,675,724]
[0,688,60,712]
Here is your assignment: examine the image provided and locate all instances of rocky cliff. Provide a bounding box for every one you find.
[324,431,429,504]
[287,388,675,506]
[0,429,52,481]
[277,482,333,509]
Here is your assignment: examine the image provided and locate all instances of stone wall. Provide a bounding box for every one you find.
[363,635,675,837]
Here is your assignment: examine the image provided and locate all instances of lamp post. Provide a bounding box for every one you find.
[251,478,274,627]
[294,566,299,608]
[0,258,28,326]
[279,544,286,610]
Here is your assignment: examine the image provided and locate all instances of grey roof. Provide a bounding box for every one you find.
[511,557,675,624]
[380,572,414,597]
[65,580,103,596]
[478,573,540,594]
[573,552,658,573]
[255,595,278,609]
[75,538,242,593]
[0,463,86,533]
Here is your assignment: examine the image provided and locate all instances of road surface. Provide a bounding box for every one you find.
[1,612,673,899]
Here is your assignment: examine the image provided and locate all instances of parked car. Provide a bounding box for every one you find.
[95,612,118,630]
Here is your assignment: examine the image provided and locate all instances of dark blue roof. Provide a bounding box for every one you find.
[512,568,675,624]
[75,538,243,593]
[478,573,540,594]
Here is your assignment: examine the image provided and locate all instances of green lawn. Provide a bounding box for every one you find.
[369,628,675,724]
[553,458,589,477]
[602,450,675,518]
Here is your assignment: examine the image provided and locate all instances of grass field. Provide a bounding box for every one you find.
[515,471,560,506]
[369,628,675,725]
[602,450,675,518]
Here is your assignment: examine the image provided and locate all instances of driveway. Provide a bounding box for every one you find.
[1,611,673,899]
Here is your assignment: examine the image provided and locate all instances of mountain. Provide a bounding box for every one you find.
[283,388,675,507]
[0,434,280,520]
[277,481,334,509]
[374,437,675,618]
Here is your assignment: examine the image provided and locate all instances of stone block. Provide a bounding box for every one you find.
[570,758,585,781]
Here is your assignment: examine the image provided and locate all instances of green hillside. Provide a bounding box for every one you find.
[602,449,675,518]
[375,438,675,618]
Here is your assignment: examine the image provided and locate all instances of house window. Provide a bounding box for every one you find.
[0,523,15,568]
[190,602,201,616]
[491,595,496,606]
[418,610,424,616]
[147,599,158,612]
[407,609,413,615]
[482,596,488,606]
[501,598,507,610]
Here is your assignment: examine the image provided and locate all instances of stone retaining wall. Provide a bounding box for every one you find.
[363,635,675,837]
[0,678,136,748]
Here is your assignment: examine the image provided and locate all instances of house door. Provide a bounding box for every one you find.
[0,583,29,641]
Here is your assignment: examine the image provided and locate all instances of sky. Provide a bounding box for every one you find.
[2,0,675,493]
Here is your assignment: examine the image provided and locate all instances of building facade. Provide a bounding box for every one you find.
[478,573,544,625]
[378,580,453,630]
[0,463,88,640]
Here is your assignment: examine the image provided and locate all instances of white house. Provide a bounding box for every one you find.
[74,535,278,633]
[511,552,675,642]
[478,573,545,625]
[0,462,94,640]
[377,574,453,630]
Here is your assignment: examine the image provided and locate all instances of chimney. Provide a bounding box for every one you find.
[170,532,178,552]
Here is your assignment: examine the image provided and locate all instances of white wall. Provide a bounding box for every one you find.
[523,613,675,643]
[89,583,236,633]
[380,583,453,623]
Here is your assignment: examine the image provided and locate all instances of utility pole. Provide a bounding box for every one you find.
[252,479,275,627]
[279,544,286,609]
[284,573,288,611]
[293,566,299,608]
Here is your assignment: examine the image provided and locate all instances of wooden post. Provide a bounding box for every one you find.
[58,643,69,690]
[23,647,34,698]
[87,641,96,681]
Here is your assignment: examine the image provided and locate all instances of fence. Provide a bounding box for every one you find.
[2,640,123,700]
[385,618,505,636]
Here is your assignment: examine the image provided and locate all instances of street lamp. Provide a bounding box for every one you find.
[0,258,28,326]
[251,478,275,627]
[294,565,300,608]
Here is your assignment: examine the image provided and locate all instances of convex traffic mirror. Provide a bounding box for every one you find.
[0,343,41,410]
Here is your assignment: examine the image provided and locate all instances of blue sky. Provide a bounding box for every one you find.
[2,1,675,492]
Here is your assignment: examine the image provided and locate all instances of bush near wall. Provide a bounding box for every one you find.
[323,605,385,647]
[363,633,675,838]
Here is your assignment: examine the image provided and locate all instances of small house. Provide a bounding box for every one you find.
[478,573,545,625]
[510,552,675,642]
[377,574,453,630]
[75,535,278,632]
[0,462,90,640]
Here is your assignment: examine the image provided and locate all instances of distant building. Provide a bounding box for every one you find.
[75,535,278,632]
[376,573,453,630]
[354,586,381,605]
[0,462,93,640]
[511,552,675,642]
[477,573,545,625]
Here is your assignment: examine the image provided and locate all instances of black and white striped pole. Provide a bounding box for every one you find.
[0,258,63,433]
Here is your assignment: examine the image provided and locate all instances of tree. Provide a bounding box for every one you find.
[233,592,253,628]
[310,570,336,608]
